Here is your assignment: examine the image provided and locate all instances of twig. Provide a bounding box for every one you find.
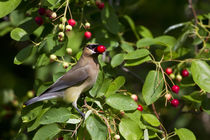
[188,0,198,25]
[84,101,112,140]
[71,120,83,137]
[152,103,167,138]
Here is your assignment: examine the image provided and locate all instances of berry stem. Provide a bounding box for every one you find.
[152,103,167,139]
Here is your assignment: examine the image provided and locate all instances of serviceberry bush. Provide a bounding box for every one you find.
[0,0,210,140]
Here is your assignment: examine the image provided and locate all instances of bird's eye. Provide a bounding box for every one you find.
[87,44,98,50]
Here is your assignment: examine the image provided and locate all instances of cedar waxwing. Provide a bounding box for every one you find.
[24,44,106,117]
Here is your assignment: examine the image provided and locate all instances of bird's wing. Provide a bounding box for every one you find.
[41,65,89,95]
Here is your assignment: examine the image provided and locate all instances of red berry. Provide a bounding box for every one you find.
[38,8,46,15]
[181,69,189,77]
[96,1,100,6]
[45,9,52,17]
[131,94,138,102]
[98,2,105,9]
[35,16,43,25]
[171,85,180,94]
[58,137,63,140]
[165,68,173,75]
[68,19,76,27]
[137,105,143,111]
[171,99,179,107]
[84,31,92,39]
[97,45,106,53]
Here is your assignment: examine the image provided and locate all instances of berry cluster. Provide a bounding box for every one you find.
[35,8,57,26]
[165,67,190,107]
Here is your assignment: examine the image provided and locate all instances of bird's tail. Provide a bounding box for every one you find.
[24,92,64,106]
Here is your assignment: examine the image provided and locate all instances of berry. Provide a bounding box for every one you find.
[170,73,175,79]
[60,17,67,23]
[171,99,179,107]
[85,22,91,29]
[97,45,106,53]
[58,32,65,38]
[114,134,120,140]
[171,85,180,94]
[35,16,43,25]
[58,137,64,140]
[68,19,76,27]
[50,54,57,61]
[46,9,52,17]
[12,100,19,107]
[131,94,138,102]
[181,69,189,77]
[58,37,64,42]
[38,8,46,15]
[66,48,72,55]
[165,68,173,75]
[65,25,72,31]
[27,90,34,98]
[84,31,92,39]
[50,12,57,19]
[58,24,65,30]
[137,105,143,111]
[63,62,69,69]
[176,74,182,82]
[165,94,172,100]
[98,2,105,9]
[120,110,125,116]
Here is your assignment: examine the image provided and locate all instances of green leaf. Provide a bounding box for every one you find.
[53,72,64,82]
[66,30,84,54]
[36,54,50,68]
[175,128,196,140]
[137,25,153,38]
[86,115,107,140]
[105,76,125,96]
[111,53,125,68]
[10,10,25,26]
[201,96,210,115]
[191,60,210,92]
[123,15,140,39]
[142,114,160,127]
[182,91,203,103]
[154,35,176,48]
[89,71,104,97]
[0,0,22,18]
[136,36,176,49]
[28,106,51,132]
[121,43,134,52]
[22,103,43,123]
[124,55,151,67]
[124,49,150,60]
[101,3,120,34]
[125,110,141,122]
[33,124,61,140]
[10,28,29,41]
[40,107,71,124]
[136,38,156,48]
[14,45,35,65]
[142,70,164,105]
[119,118,143,140]
[106,94,138,111]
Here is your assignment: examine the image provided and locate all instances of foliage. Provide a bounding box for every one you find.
[0,0,210,140]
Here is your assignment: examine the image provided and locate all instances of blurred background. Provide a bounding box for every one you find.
[0,0,210,139]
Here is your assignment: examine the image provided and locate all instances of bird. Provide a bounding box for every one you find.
[24,44,106,117]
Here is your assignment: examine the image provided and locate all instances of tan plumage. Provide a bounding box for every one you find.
[24,44,103,117]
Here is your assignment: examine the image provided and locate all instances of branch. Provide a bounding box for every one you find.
[188,0,198,25]
[152,103,167,138]
[84,101,112,140]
